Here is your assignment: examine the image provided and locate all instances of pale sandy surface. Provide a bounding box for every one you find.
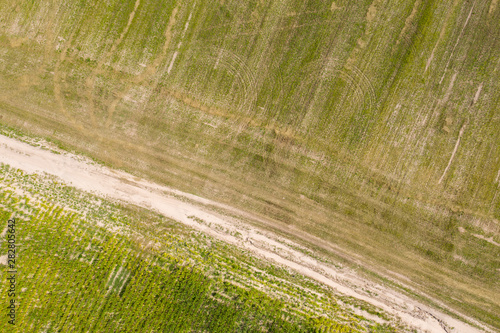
[0,134,490,333]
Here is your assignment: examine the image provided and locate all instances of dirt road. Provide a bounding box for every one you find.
[0,134,490,332]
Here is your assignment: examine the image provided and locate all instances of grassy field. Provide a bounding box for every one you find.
[0,0,499,330]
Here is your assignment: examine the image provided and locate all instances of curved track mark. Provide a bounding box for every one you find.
[86,0,141,127]
[196,47,257,114]
[394,0,422,56]
[105,5,179,128]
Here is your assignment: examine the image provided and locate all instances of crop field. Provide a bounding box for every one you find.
[0,0,499,331]
[0,164,397,332]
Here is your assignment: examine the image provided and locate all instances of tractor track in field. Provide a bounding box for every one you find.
[0,134,492,333]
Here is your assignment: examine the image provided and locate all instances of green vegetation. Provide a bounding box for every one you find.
[0,0,499,330]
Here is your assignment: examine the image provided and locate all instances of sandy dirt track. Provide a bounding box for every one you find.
[0,134,490,333]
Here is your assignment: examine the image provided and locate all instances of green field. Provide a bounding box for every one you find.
[0,0,499,330]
